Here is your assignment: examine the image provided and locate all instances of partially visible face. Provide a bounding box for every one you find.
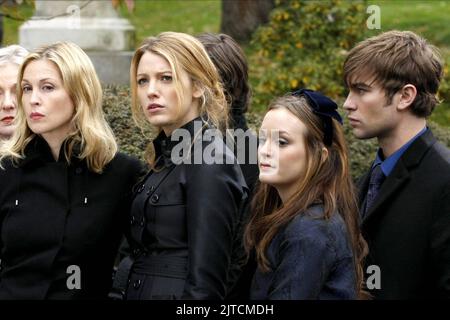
[258,108,308,192]
[136,51,201,135]
[0,63,20,139]
[21,59,75,143]
[343,76,401,140]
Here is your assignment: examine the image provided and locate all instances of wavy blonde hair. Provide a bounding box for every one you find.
[130,32,228,166]
[0,41,117,173]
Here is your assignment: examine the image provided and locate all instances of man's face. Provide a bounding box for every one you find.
[343,77,401,141]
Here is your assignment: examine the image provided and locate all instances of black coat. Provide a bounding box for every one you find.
[358,130,450,299]
[0,136,143,299]
[124,119,248,300]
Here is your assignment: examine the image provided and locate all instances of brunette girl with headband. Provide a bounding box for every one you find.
[246,89,368,299]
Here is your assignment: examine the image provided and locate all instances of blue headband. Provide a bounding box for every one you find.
[292,88,343,146]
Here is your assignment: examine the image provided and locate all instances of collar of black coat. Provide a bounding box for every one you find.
[153,116,209,162]
[398,129,437,170]
[18,134,83,168]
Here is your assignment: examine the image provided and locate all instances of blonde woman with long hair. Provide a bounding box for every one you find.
[112,32,248,300]
[0,41,143,299]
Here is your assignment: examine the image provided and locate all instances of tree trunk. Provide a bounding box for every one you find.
[220,0,275,44]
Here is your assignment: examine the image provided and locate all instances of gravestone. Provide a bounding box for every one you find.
[19,0,135,85]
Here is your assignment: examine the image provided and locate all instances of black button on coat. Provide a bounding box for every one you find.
[125,119,249,300]
[0,136,144,299]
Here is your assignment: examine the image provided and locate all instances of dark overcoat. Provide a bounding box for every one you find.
[0,135,143,299]
[358,130,450,299]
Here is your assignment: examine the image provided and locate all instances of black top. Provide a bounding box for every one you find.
[0,135,143,299]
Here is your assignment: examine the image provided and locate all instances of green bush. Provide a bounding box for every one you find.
[435,54,450,125]
[103,85,154,160]
[248,0,450,128]
[249,0,368,111]
[103,86,450,180]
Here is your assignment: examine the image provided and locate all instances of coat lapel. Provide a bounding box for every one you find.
[361,162,409,225]
[361,129,437,226]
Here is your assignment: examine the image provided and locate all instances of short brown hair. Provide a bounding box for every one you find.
[344,30,443,117]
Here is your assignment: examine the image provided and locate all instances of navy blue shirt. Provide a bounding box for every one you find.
[250,205,356,300]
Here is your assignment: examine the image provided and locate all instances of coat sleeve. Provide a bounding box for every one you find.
[0,162,12,263]
[182,161,247,299]
[267,218,335,299]
[430,181,450,298]
[117,155,147,259]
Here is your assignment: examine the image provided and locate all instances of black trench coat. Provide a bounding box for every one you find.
[0,135,143,299]
[124,119,249,300]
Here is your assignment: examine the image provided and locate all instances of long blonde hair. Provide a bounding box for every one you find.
[0,41,117,173]
[130,32,228,166]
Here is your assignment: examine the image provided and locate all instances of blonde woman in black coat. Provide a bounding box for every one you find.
[0,42,143,299]
[113,32,248,300]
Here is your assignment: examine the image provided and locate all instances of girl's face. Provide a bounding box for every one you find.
[136,51,202,135]
[258,108,309,201]
[0,63,19,139]
[21,59,75,144]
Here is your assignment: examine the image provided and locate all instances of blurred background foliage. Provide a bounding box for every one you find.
[2,0,449,178]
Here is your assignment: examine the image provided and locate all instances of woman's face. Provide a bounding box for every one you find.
[0,63,19,139]
[258,108,309,201]
[136,51,202,135]
[21,59,75,144]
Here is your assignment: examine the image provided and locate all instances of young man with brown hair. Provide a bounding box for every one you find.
[343,30,450,299]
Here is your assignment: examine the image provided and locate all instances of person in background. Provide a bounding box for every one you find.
[0,41,143,299]
[112,32,248,300]
[245,90,368,299]
[196,32,259,299]
[343,30,450,299]
[0,45,28,142]
[197,33,259,191]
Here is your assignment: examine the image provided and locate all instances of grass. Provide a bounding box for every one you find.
[367,0,450,47]
[1,2,34,46]
[366,0,450,126]
[118,0,221,47]
[1,0,449,127]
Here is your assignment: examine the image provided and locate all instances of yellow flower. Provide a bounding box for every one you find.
[290,79,299,88]
[295,42,303,49]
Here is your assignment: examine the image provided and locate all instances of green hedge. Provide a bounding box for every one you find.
[103,86,450,180]
[248,0,368,110]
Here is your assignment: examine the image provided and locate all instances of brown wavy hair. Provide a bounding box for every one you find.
[244,94,369,299]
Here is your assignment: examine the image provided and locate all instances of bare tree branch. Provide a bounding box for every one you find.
[28,0,92,21]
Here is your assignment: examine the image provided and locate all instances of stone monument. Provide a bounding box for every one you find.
[19,0,135,85]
